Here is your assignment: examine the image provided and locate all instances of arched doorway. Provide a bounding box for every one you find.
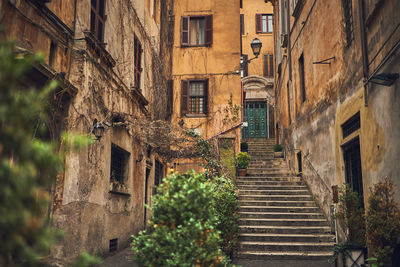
[242,75,274,139]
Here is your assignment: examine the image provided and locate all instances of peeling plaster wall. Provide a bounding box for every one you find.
[2,0,170,263]
[274,0,400,234]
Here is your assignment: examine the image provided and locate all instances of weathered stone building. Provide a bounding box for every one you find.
[1,0,172,263]
[170,0,242,172]
[273,0,400,237]
[240,0,275,139]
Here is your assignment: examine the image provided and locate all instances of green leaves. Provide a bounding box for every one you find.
[131,172,238,266]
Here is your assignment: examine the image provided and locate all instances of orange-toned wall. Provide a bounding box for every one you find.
[241,0,274,77]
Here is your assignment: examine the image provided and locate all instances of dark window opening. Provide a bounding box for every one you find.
[109,238,118,252]
[240,14,244,35]
[342,112,360,138]
[240,0,242,9]
[341,0,354,47]
[181,15,213,46]
[110,144,130,183]
[167,79,174,117]
[256,14,273,33]
[299,53,306,103]
[264,54,274,77]
[49,41,57,67]
[181,80,208,116]
[343,137,364,206]
[297,151,302,173]
[90,0,106,42]
[134,35,142,90]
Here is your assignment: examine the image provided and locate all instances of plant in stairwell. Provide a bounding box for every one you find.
[240,141,248,152]
[331,184,366,264]
[236,152,250,177]
[273,144,283,152]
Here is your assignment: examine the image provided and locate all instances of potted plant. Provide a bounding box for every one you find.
[110,179,129,194]
[236,152,250,177]
[366,177,400,266]
[273,144,284,158]
[332,184,366,266]
[240,141,248,152]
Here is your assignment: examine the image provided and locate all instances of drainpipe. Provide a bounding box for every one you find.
[287,0,292,81]
[358,0,369,106]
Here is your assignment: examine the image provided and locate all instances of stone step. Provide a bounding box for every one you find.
[236,185,308,190]
[236,251,334,261]
[239,200,317,207]
[237,177,301,182]
[237,181,304,186]
[239,225,332,234]
[238,212,324,220]
[239,233,334,243]
[239,218,329,227]
[239,206,321,213]
[239,195,312,201]
[238,189,310,195]
[242,173,293,177]
[238,241,334,252]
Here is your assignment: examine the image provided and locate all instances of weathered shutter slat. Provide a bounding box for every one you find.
[205,15,213,45]
[203,79,209,114]
[181,80,188,116]
[181,16,189,46]
[243,54,248,77]
[256,14,261,33]
[269,54,274,77]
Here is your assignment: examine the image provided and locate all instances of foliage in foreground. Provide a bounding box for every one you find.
[131,172,239,266]
[0,39,98,266]
[366,177,400,264]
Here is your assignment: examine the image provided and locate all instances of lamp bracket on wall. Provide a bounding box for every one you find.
[312,56,336,65]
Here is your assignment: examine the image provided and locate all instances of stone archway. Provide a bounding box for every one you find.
[242,75,275,139]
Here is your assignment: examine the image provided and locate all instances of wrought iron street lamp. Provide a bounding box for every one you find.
[92,122,105,140]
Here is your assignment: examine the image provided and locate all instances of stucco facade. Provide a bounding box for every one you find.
[170,0,242,171]
[273,0,400,242]
[1,0,172,263]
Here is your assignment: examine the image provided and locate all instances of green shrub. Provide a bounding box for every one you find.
[240,142,248,152]
[366,177,400,264]
[236,152,250,169]
[273,144,283,152]
[210,176,239,255]
[336,184,366,246]
[131,172,232,266]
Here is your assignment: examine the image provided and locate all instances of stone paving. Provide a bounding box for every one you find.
[98,248,137,267]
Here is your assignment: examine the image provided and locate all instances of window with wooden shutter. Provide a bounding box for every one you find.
[181,80,208,115]
[181,15,212,47]
[181,16,189,46]
[256,14,262,33]
[256,14,273,34]
[242,54,248,77]
[90,0,106,42]
[240,14,244,35]
[134,35,142,90]
[263,54,274,77]
[181,80,189,116]
[205,15,213,45]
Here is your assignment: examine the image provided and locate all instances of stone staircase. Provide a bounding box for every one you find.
[236,139,335,263]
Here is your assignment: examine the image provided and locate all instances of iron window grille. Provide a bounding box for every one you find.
[110,144,130,183]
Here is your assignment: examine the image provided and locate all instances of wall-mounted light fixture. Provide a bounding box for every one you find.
[241,38,263,69]
[369,73,399,86]
[136,153,144,163]
[92,122,105,140]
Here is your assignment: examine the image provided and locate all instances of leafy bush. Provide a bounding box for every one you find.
[366,177,400,264]
[0,39,99,266]
[236,152,250,169]
[210,176,239,255]
[131,172,235,266]
[240,142,248,152]
[336,184,366,246]
[273,144,283,152]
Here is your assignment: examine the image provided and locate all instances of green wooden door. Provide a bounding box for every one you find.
[244,102,267,138]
